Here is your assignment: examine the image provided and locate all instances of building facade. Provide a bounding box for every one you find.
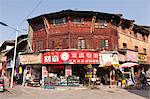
[23,10,150,86]
[28,10,121,52]
[117,19,150,79]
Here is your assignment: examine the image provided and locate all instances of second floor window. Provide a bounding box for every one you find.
[52,18,66,25]
[135,46,138,52]
[73,18,81,23]
[134,32,137,38]
[77,37,85,49]
[100,39,108,49]
[143,48,147,54]
[33,22,44,31]
[97,19,107,25]
[123,43,127,49]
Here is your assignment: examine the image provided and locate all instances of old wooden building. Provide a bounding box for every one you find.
[27,10,121,52]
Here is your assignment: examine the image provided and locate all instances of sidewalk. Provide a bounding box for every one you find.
[23,85,87,91]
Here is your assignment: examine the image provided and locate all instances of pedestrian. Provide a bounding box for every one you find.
[24,71,31,86]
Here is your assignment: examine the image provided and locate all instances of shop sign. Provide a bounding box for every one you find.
[138,54,147,63]
[50,66,64,69]
[20,53,42,65]
[42,66,48,78]
[126,50,138,62]
[99,53,119,66]
[118,53,126,62]
[65,65,72,77]
[42,51,99,64]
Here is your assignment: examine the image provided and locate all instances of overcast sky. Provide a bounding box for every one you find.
[0,0,150,44]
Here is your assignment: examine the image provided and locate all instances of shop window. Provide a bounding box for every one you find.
[143,48,147,54]
[135,46,138,52]
[100,40,108,49]
[77,37,85,49]
[123,43,127,49]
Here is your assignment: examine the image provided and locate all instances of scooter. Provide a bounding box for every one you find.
[0,77,4,92]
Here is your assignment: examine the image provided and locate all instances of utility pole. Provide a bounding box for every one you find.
[0,22,19,88]
[10,26,18,88]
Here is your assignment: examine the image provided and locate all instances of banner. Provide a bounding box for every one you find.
[99,52,119,66]
[126,50,138,62]
[20,53,42,65]
[42,50,99,64]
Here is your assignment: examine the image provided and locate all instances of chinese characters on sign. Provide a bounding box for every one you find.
[42,51,99,64]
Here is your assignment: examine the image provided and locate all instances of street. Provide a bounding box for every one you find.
[0,85,150,99]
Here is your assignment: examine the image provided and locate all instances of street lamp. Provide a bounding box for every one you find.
[0,22,19,88]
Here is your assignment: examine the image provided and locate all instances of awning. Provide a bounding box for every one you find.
[99,61,120,67]
[120,62,139,68]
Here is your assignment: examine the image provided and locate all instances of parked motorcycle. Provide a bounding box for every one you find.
[0,77,4,92]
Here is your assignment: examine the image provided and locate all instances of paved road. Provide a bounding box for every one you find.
[0,85,150,99]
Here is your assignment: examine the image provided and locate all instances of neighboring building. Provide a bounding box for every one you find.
[0,40,15,76]
[118,19,150,70]
[3,34,31,85]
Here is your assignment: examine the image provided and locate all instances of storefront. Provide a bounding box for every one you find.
[42,50,100,87]
[99,51,119,85]
[138,53,150,75]
[20,53,42,86]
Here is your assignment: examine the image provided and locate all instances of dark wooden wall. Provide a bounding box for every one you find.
[31,17,118,52]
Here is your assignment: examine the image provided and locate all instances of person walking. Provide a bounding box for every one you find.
[24,71,31,86]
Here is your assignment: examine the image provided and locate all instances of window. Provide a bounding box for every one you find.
[73,18,81,23]
[52,18,66,25]
[134,33,137,38]
[77,37,85,49]
[52,41,55,49]
[143,48,147,54]
[36,41,43,51]
[98,19,107,26]
[123,43,127,49]
[100,40,108,49]
[33,22,44,31]
[142,34,145,41]
[135,46,138,52]
[63,38,69,49]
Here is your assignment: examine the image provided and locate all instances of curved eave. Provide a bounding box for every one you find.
[133,24,150,35]
[27,9,121,24]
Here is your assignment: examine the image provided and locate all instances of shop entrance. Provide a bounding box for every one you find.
[72,65,86,84]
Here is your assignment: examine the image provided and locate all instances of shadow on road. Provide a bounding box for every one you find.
[126,88,150,99]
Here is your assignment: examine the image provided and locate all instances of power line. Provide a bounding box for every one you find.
[18,0,45,27]
[1,0,45,43]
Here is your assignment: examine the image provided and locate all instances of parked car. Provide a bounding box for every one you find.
[0,77,4,92]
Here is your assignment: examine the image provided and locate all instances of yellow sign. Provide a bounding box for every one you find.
[138,54,147,63]
[85,74,92,78]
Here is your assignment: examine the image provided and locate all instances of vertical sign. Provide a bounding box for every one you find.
[65,65,72,77]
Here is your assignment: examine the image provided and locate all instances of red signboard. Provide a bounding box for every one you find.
[42,50,99,64]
